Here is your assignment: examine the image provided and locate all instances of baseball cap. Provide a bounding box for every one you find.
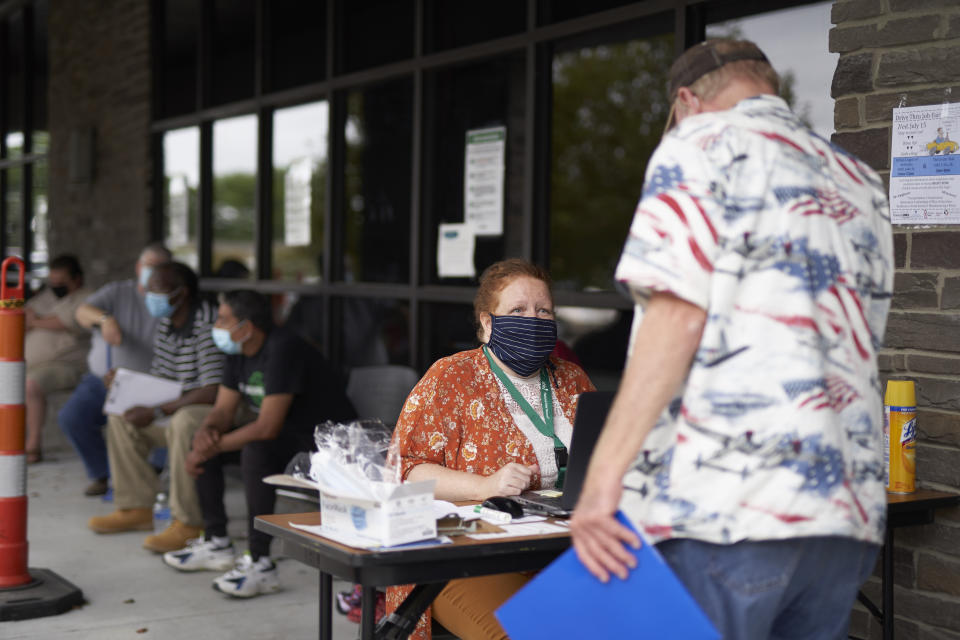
[667,39,770,101]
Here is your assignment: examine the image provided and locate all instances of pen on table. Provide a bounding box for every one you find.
[473,505,512,524]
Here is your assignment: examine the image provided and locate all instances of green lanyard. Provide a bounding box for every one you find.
[483,346,567,488]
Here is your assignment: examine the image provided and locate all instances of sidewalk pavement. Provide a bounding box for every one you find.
[4,424,358,639]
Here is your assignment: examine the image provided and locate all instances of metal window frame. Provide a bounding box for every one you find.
[150,0,824,370]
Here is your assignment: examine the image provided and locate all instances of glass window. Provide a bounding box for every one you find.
[706,1,837,138]
[281,293,327,352]
[268,0,326,92]
[339,0,413,74]
[6,10,24,159]
[273,101,328,283]
[424,0,526,53]
[537,0,636,26]
[343,78,412,283]
[211,0,255,106]
[32,0,48,154]
[30,160,48,280]
[424,53,526,285]
[213,115,257,277]
[335,297,410,370]
[5,167,22,259]
[558,305,633,391]
[159,0,199,117]
[419,302,476,368]
[550,27,674,291]
[163,127,200,270]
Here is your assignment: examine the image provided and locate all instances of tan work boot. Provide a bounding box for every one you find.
[143,520,203,553]
[88,508,153,534]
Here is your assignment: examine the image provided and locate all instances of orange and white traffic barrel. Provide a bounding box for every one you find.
[0,256,28,588]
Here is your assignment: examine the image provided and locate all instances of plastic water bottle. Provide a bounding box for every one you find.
[153,492,171,533]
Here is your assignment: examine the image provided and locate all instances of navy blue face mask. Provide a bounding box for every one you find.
[485,314,557,377]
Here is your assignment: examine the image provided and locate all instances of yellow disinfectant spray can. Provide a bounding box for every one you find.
[884,380,916,494]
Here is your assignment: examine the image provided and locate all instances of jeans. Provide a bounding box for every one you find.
[656,536,879,640]
[196,435,308,559]
[59,373,109,480]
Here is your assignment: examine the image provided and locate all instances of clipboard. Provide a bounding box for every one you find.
[496,512,719,640]
[103,368,182,418]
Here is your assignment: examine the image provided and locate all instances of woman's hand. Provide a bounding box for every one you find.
[482,462,537,498]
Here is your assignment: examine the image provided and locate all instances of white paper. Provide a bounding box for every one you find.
[103,368,182,418]
[437,223,476,278]
[289,522,452,551]
[466,521,569,540]
[464,126,506,236]
[284,157,313,246]
[890,103,960,224]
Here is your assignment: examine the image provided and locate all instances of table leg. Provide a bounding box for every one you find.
[361,586,378,640]
[320,572,332,640]
[376,582,449,640]
[883,527,894,640]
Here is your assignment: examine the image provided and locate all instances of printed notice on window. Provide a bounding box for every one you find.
[437,223,476,278]
[890,103,960,224]
[168,175,190,246]
[464,126,506,236]
[284,157,313,246]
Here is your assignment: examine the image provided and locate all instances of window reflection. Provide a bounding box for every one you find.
[160,0,199,117]
[557,305,632,391]
[213,115,257,277]
[6,10,24,159]
[424,0,525,53]
[32,0,49,154]
[550,30,673,291]
[30,160,48,280]
[419,302,476,367]
[426,54,526,285]
[268,0,326,91]
[5,167,22,258]
[706,1,836,138]
[163,127,200,270]
[211,0,255,106]
[273,101,327,283]
[335,297,410,370]
[340,0,413,73]
[343,78,412,283]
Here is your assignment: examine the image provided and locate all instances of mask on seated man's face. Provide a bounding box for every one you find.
[145,288,181,318]
[211,322,247,355]
[50,285,69,299]
[486,314,557,377]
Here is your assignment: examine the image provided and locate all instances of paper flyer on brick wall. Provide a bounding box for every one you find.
[889,102,960,225]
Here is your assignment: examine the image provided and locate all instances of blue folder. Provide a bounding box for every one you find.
[496,512,719,639]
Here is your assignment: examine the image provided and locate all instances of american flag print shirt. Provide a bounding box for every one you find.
[615,95,893,546]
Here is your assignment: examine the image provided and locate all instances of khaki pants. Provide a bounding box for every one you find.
[106,405,212,526]
[432,572,533,640]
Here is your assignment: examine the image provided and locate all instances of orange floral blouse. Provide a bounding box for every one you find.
[385,347,595,640]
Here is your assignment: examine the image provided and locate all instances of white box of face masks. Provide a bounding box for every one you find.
[319,479,437,547]
[263,475,437,547]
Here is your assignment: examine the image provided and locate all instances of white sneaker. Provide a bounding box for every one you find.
[212,554,281,598]
[163,537,235,572]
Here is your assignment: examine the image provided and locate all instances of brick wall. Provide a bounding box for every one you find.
[831,0,960,638]
[46,0,152,288]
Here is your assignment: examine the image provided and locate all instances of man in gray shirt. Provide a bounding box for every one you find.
[61,243,171,496]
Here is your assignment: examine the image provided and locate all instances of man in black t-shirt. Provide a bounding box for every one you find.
[162,290,356,598]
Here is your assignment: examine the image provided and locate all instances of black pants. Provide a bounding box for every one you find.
[195,436,307,559]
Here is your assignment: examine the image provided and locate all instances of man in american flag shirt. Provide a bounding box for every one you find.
[571,39,893,639]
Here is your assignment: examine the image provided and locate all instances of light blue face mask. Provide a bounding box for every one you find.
[211,321,247,355]
[145,289,180,318]
[138,265,154,289]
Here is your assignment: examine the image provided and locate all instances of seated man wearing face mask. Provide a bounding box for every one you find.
[65,243,171,496]
[88,262,225,555]
[23,254,93,464]
[162,289,356,598]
